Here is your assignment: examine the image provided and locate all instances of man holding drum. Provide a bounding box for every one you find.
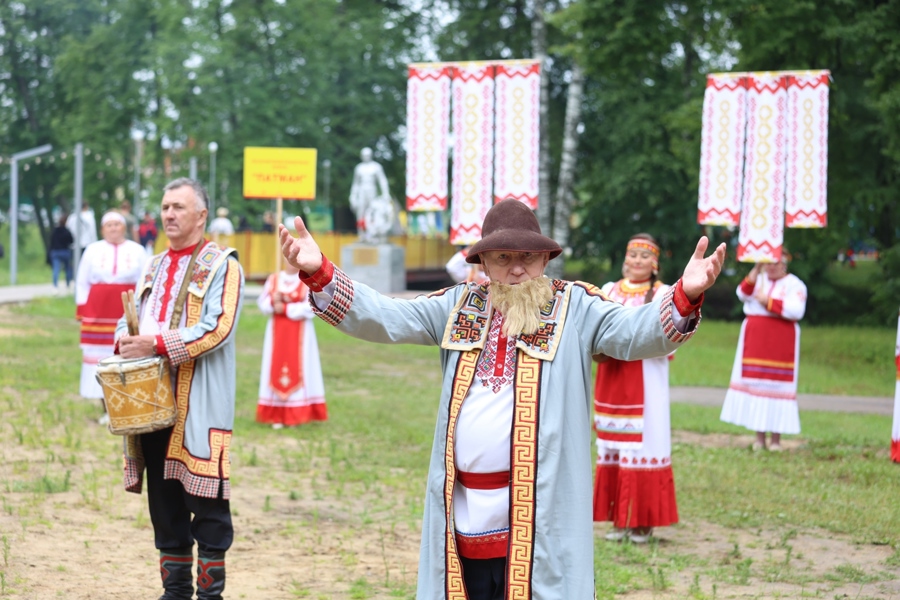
[117,177,244,600]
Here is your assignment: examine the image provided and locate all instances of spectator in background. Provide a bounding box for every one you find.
[237,214,251,232]
[445,245,488,286]
[66,202,98,256]
[261,211,275,233]
[208,207,235,236]
[119,200,140,242]
[49,213,75,295]
[139,212,158,255]
[75,211,147,420]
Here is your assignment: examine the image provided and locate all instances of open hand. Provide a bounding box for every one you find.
[680,236,727,302]
[280,216,323,274]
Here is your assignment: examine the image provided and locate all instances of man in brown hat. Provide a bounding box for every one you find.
[279,198,725,600]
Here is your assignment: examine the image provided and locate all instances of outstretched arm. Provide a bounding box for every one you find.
[680,236,727,302]
[280,216,323,274]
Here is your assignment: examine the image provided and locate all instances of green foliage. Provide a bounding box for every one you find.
[3,0,900,326]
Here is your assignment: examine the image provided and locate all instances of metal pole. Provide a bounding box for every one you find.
[322,159,332,230]
[132,134,143,212]
[189,157,198,180]
[208,143,218,215]
[10,158,18,285]
[73,143,84,277]
[9,144,52,285]
[133,143,140,208]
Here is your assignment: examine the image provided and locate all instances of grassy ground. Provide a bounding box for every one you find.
[1,298,899,599]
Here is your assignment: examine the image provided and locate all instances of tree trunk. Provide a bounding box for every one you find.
[546,63,585,279]
[532,0,553,242]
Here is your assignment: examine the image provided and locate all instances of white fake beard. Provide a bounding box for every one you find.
[489,277,553,337]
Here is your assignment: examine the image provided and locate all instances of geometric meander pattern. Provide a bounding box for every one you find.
[443,349,480,600]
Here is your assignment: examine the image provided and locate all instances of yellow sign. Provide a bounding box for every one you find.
[243,147,317,199]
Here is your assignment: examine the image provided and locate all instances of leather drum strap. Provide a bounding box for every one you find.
[168,241,205,330]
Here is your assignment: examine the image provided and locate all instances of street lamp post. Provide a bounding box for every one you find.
[322,159,332,230]
[9,144,52,285]
[208,142,218,214]
[132,130,145,213]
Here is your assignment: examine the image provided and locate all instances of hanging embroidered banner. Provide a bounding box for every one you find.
[493,61,540,209]
[785,70,830,228]
[450,63,496,245]
[406,65,452,212]
[698,74,747,226]
[737,73,788,263]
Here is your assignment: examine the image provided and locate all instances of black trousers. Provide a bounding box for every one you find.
[141,428,233,553]
[461,556,506,600]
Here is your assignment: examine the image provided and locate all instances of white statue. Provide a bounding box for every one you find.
[349,147,393,244]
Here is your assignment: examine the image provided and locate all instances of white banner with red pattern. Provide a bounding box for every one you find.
[785,71,830,228]
[406,65,452,211]
[698,74,747,227]
[493,62,540,209]
[698,69,830,263]
[738,73,788,263]
[450,63,496,245]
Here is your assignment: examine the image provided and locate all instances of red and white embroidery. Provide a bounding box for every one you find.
[476,312,516,392]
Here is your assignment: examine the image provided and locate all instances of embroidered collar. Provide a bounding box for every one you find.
[167,239,206,260]
[442,279,572,362]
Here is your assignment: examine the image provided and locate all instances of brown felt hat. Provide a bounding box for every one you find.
[466,199,562,264]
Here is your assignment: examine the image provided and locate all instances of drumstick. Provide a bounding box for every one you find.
[122,291,139,336]
[121,292,133,335]
[128,290,139,335]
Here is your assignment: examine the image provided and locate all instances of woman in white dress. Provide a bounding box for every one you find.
[891,308,899,463]
[256,265,327,428]
[719,256,807,451]
[593,233,677,544]
[75,211,147,415]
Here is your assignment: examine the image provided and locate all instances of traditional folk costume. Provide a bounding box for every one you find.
[301,248,702,599]
[891,309,900,463]
[592,278,678,530]
[256,271,327,426]
[75,237,147,398]
[115,239,243,600]
[720,271,807,434]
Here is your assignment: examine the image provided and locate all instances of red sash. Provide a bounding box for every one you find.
[78,283,134,346]
[741,315,796,382]
[269,314,305,399]
[594,358,644,444]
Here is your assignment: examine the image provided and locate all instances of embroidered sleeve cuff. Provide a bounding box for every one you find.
[313,266,355,326]
[161,329,190,366]
[673,279,703,317]
[659,285,701,343]
[767,298,784,315]
[299,254,334,292]
[155,334,168,357]
[739,278,756,296]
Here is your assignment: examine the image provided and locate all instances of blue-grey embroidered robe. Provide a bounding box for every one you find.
[116,241,244,499]
[309,265,699,600]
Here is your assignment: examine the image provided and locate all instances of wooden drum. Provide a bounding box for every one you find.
[96,355,176,435]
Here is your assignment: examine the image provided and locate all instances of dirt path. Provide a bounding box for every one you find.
[2,433,898,600]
